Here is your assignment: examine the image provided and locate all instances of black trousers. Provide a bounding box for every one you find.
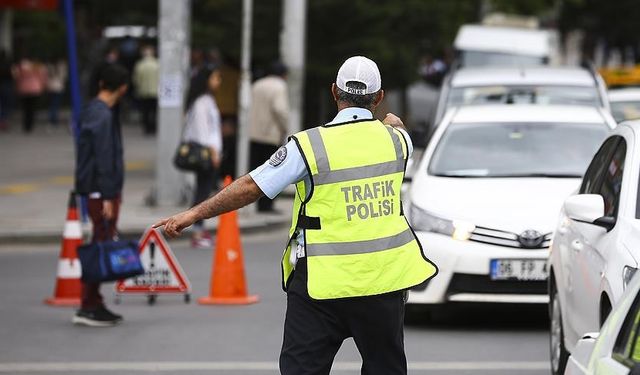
[280,258,407,375]
[250,141,279,211]
[21,95,38,133]
[192,167,217,228]
[139,97,157,134]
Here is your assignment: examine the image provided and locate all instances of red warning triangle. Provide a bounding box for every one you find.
[115,228,191,294]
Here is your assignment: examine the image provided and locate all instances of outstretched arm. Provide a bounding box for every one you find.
[153,174,264,238]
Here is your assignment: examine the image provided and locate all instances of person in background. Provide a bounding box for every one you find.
[248,61,289,213]
[12,56,47,133]
[190,49,205,80]
[133,45,159,135]
[46,57,67,128]
[182,64,223,249]
[73,64,129,326]
[0,49,13,131]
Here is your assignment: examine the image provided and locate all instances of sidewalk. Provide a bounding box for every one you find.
[0,118,291,242]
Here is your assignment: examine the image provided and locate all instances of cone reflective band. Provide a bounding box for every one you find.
[45,192,83,306]
[198,176,259,305]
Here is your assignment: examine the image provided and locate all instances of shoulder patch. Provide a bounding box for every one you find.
[268,146,288,167]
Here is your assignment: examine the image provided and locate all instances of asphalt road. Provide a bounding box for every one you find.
[0,227,550,374]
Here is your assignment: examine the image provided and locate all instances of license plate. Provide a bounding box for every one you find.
[490,259,548,281]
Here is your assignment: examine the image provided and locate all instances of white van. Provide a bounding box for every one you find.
[454,24,556,67]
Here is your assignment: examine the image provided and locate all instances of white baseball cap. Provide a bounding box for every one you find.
[335,56,382,95]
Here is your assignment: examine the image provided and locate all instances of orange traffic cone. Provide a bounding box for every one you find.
[198,176,259,305]
[45,192,83,306]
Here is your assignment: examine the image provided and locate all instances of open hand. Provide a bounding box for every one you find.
[152,210,198,238]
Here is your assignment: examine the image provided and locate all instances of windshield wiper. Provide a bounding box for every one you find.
[432,173,481,178]
[433,172,581,178]
[488,173,582,178]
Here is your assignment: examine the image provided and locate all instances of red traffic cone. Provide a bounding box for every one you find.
[198,176,259,305]
[45,192,83,306]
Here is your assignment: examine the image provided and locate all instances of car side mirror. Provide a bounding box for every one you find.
[564,194,615,231]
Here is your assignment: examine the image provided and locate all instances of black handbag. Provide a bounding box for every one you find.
[173,141,212,172]
[77,223,144,283]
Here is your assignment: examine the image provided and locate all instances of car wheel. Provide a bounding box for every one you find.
[550,288,569,375]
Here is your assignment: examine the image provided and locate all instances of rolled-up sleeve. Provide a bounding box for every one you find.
[249,140,306,199]
[396,128,414,158]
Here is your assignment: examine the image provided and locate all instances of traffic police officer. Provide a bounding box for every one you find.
[154,56,438,375]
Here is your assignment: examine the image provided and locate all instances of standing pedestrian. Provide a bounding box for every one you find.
[182,64,223,249]
[12,56,47,133]
[0,49,13,131]
[46,57,67,128]
[73,64,129,326]
[132,45,159,135]
[248,61,289,213]
[154,56,438,375]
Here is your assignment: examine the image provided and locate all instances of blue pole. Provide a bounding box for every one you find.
[62,0,82,141]
[62,0,87,221]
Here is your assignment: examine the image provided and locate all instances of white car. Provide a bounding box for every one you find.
[406,104,614,312]
[564,268,640,375]
[609,88,640,123]
[549,121,640,375]
[434,66,610,125]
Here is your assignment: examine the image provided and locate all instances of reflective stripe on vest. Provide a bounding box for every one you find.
[282,120,438,299]
[307,228,414,256]
[308,126,405,185]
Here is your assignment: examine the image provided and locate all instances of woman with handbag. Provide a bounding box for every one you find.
[182,64,223,248]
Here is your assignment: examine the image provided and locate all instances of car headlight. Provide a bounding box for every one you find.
[408,203,475,241]
[623,266,638,289]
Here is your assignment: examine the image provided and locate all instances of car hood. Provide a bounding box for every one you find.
[409,176,580,234]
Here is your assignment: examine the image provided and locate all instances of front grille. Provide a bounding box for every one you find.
[469,226,552,249]
[447,273,547,295]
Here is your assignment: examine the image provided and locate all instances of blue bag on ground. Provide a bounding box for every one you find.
[78,240,144,283]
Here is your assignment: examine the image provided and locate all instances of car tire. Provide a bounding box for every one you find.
[550,288,569,375]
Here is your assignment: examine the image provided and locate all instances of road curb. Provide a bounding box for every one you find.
[0,217,290,244]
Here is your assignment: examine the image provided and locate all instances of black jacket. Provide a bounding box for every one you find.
[75,99,124,199]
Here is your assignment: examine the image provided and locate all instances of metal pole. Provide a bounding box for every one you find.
[61,0,82,140]
[0,10,12,55]
[155,0,191,205]
[61,0,88,221]
[236,0,253,177]
[280,0,307,134]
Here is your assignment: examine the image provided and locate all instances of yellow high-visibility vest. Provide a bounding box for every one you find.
[282,119,438,299]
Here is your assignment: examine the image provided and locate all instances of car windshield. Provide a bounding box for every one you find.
[447,85,600,108]
[610,101,640,122]
[429,122,609,178]
[460,51,545,67]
